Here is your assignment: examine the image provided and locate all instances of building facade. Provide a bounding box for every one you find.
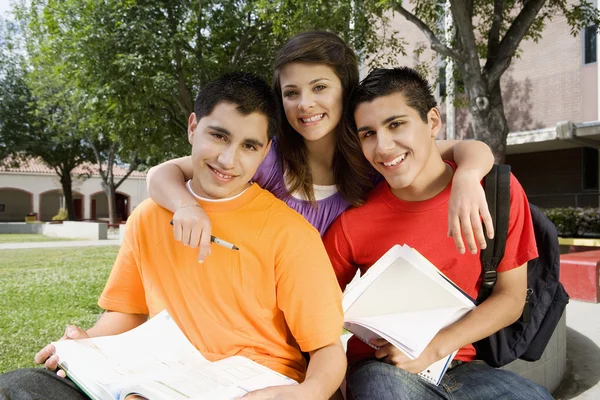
[383,0,600,208]
[0,158,148,222]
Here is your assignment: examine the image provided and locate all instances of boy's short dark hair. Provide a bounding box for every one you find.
[350,67,437,123]
[194,72,280,140]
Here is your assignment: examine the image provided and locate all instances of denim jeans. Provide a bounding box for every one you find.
[0,368,87,400]
[346,359,554,400]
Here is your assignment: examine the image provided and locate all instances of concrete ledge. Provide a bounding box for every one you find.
[0,222,108,240]
[560,251,600,303]
[502,312,567,394]
[0,223,42,234]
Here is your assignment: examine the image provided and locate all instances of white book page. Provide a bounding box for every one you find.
[400,246,476,308]
[344,256,474,320]
[53,311,210,398]
[123,356,297,400]
[345,306,467,357]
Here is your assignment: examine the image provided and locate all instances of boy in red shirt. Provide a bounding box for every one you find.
[323,67,552,399]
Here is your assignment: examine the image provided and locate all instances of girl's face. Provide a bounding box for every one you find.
[278,62,343,143]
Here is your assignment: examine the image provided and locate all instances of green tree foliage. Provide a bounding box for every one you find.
[10,0,404,223]
[0,16,92,221]
[391,0,600,161]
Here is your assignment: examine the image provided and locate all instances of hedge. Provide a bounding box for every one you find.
[542,207,600,238]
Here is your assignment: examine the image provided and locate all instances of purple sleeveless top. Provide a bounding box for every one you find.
[252,141,351,236]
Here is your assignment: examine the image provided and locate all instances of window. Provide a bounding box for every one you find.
[584,25,597,64]
[582,147,599,191]
[438,67,447,98]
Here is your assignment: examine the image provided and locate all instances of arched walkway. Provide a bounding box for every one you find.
[39,190,83,221]
[90,191,130,222]
[0,188,33,222]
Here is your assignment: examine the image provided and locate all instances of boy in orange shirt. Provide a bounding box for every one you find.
[0,72,345,400]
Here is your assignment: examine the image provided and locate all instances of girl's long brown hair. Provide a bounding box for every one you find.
[272,31,376,206]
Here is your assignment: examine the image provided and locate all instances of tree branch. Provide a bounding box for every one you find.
[487,0,505,55]
[86,135,107,182]
[231,13,254,67]
[115,152,138,190]
[392,2,463,61]
[484,0,546,86]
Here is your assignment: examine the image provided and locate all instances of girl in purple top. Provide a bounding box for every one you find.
[147,31,495,261]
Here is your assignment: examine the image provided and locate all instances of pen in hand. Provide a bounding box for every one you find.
[169,220,240,251]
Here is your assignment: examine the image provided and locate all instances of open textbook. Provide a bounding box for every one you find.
[342,244,477,385]
[52,311,297,400]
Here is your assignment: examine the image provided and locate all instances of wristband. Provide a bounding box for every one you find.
[176,204,202,211]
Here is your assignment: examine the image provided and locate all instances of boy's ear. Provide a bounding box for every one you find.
[188,113,199,145]
[427,108,442,138]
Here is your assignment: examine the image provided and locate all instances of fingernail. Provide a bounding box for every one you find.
[198,259,204,264]
[67,327,77,337]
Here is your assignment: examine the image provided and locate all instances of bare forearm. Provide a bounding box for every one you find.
[429,291,523,360]
[147,160,196,212]
[452,140,494,179]
[437,140,493,179]
[303,341,346,399]
[86,311,148,338]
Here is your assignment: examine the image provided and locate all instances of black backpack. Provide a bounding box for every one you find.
[473,164,570,368]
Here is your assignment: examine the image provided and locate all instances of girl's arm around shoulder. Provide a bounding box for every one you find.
[438,139,496,256]
[146,156,213,262]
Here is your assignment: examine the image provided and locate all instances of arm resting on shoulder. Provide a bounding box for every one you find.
[436,139,494,179]
[441,139,495,254]
[426,263,527,362]
[86,310,149,338]
[147,156,195,212]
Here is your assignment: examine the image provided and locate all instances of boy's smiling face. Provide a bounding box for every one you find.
[187,101,272,199]
[354,92,441,193]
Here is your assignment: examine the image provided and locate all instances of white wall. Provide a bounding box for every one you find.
[0,172,148,221]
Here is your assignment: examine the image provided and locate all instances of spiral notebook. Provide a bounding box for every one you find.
[342,244,476,385]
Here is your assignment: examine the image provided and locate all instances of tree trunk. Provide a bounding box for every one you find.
[469,81,509,163]
[104,182,118,225]
[462,64,509,163]
[59,171,76,220]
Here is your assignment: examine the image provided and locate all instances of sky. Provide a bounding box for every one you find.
[0,0,13,19]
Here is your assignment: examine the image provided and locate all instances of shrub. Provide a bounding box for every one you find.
[541,207,600,237]
[52,208,68,221]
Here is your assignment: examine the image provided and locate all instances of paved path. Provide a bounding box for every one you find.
[0,239,120,250]
[555,301,600,399]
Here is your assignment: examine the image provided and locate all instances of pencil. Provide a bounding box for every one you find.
[169,220,240,251]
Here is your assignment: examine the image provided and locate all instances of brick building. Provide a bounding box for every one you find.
[382,0,600,208]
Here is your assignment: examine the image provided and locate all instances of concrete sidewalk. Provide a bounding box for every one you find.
[554,301,600,399]
[0,239,120,250]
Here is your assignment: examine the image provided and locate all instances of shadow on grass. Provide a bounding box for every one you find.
[554,327,600,399]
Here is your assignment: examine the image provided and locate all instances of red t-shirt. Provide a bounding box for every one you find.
[323,162,538,364]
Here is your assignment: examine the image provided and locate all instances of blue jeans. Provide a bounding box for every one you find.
[346,359,554,400]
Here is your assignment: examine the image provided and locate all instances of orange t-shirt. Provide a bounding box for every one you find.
[99,183,343,382]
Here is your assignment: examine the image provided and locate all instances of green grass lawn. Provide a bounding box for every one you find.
[0,234,78,244]
[0,246,119,373]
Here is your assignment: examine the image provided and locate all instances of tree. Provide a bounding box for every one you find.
[0,16,92,221]
[390,0,600,161]
[15,0,406,223]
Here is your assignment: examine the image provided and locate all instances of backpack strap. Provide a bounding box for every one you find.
[477,164,511,304]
